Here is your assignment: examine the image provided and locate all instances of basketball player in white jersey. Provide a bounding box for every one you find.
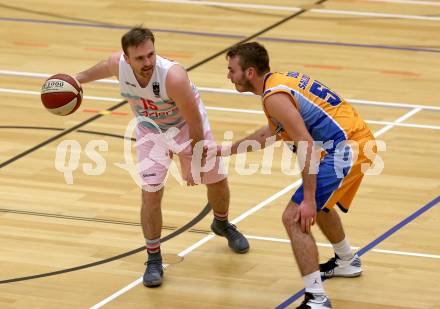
[75,27,249,287]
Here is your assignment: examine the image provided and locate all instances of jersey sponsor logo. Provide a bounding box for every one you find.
[125,81,137,87]
[153,82,160,97]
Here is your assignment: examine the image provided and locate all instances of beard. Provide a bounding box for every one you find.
[234,77,255,93]
[137,65,153,78]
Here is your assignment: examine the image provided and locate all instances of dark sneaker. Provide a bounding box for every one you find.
[297,292,332,309]
[320,254,362,279]
[143,253,163,287]
[211,220,249,254]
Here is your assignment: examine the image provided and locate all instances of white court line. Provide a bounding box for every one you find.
[365,120,440,130]
[145,0,302,11]
[90,277,143,309]
[142,0,440,21]
[0,69,119,84]
[310,8,440,21]
[89,94,421,308]
[0,88,121,102]
[230,180,303,225]
[200,90,440,112]
[365,0,440,6]
[245,235,440,259]
[207,106,440,130]
[346,98,440,111]
[205,105,264,115]
[2,70,440,111]
[373,107,422,136]
[1,87,439,130]
[187,86,440,112]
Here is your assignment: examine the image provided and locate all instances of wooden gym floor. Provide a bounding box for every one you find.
[0,0,439,308]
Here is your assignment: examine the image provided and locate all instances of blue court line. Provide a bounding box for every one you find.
[275,195,440,309]
[1,17,440,54]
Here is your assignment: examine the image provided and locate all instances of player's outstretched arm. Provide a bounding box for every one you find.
[219,125,278,156]
[76,52,121,84]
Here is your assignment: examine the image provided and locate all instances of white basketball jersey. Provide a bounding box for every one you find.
[119,54,209,132]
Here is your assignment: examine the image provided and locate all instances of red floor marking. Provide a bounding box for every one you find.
[83,108,100,113]
[380,70,420,77]
[111,111,129,116]
[13,41,49,48]
[82,109,128,116]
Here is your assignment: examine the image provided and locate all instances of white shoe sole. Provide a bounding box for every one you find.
[321,266,362,278]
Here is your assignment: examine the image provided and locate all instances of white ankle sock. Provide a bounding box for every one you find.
[332,238,353,261]
[303,271,325,294]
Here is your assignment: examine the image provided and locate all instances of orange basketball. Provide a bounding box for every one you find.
[41,74,83,116]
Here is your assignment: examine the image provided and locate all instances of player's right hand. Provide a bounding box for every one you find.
[294,200,317,234]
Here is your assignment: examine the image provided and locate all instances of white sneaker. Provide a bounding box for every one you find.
[320,254,362,279]
[297,292,332,309]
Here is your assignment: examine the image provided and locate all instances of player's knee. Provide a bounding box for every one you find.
[142,187,163,208]
[207,178,229,191]
[282,204,298,228]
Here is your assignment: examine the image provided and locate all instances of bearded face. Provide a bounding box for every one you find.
[227,56,255,93]
[125,39,156,82]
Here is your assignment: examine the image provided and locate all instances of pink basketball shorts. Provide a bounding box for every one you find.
[135,123,227,187]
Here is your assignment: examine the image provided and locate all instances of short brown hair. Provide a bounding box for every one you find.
[121,27,155,55]
[226,42,270,75]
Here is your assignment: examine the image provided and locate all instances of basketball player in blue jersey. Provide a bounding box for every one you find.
[75,27,249,287]
[219,42,377,308]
